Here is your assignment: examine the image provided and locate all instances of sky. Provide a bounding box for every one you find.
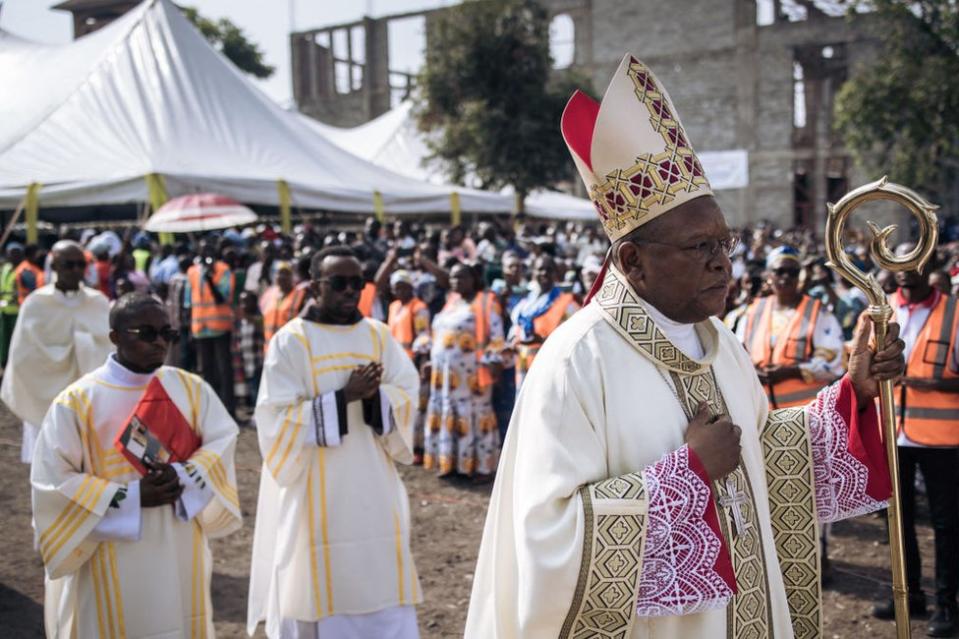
[0,0,459,106]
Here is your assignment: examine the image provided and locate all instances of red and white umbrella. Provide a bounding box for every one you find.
[145,193,257,233]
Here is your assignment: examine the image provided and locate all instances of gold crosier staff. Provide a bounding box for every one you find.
[825,176,939,639]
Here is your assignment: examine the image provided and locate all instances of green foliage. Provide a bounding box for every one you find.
[181,6,275,79]
[834,0,959,201]
[414,0,592,205]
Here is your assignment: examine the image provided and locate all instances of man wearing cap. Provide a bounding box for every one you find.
[738,245,845,409]
[466,54,905,639]
[1,240,112,463]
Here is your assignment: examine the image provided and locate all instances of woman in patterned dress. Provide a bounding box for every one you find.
[423,262,505,481]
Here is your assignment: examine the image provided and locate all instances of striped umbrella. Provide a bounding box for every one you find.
[145,193,257,233]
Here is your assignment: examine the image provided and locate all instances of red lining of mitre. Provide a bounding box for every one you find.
[560,90,600,172]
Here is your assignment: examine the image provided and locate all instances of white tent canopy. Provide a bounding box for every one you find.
[0,0,511,215]
[302,101,599,221]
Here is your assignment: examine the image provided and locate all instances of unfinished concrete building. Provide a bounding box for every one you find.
[292,1,881,230]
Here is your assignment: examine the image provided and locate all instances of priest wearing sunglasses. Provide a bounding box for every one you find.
[30,292,241,638]
[248,245,423,638]
[1,240,112,464]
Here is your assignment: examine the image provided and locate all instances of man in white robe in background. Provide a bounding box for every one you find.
[465,54,906,639]
[248,246,422,639]
[31,293,242,638]
[2,240,111,463]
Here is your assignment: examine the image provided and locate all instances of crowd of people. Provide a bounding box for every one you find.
[6,216,959,474]
[5,211,959,636]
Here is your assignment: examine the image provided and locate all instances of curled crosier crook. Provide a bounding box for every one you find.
[824,176,939,308]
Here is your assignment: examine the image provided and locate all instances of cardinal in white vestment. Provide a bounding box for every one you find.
[465,54,906,639]
[31,293,242,638]
[248,246,423,639]
[1,240,112,463]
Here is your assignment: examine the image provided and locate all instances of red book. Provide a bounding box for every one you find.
[114,376,201,476]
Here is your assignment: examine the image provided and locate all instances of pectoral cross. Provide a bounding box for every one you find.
[718,475,750,538]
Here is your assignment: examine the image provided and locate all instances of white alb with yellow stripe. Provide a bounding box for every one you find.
[31,357,241,639]
[248,317,422,638]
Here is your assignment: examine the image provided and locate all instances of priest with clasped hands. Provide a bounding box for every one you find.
[248,245,422,639]
[31,293,241,638]
[465,53,905,639]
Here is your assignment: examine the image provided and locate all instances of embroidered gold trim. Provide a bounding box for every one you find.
[559,475,648,639]
[762,408,822,639]
[593,266,718,375]
[668,369,774,639]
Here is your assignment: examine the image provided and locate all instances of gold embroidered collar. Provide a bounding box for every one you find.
[593,264,719,375]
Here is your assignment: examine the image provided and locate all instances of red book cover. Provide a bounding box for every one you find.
[114,376,201,476]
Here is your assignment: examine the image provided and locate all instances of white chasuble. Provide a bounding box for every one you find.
[1,284,112,460]
[31,357,242,639]
[248,318,422,638]
[465,266,890,639]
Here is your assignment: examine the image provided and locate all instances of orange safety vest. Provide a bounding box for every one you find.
[443,290,501,389]
[388,297,429,359]
[743,295,826,408]
[358,282,377,318]
[14,261,44,305]
[895,293,959,446]
[264,287,306,347]
[517,292,578,377]
[187,262,234,336]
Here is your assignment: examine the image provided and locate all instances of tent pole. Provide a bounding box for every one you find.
[24,183,42,245]
[145,173,173,245]
[373,190,385,223]
[0,191,29,248]
[277,179,292,235]
[450,191,461,226]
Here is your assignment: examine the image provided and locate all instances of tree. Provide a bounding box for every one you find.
[181,7,275,79]
[834,1,959,208]
[414,0,591,208]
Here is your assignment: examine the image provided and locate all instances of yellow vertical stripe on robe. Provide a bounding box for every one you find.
[41,475,106,561]
[98,547,118,639]
[305,464,324,617]
[191,521,208,639]
[91,541,108,638]
[393,510,406,605]
[39,475,93,551]
[176,369,200,431]
[107,543,127,639]
[273,403,305,477]
[46,479,110,562]
[192,521,200,638]
[265,406,295,468]
[318,448,334,615]
[192,449,239,508]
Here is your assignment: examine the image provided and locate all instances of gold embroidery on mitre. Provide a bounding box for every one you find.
[591,59,710,240]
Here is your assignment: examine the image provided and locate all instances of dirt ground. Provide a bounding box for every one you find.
[0,403,943,639]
